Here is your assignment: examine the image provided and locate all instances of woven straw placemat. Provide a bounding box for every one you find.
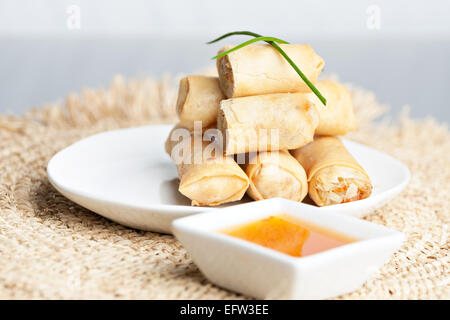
[0,74,448,299]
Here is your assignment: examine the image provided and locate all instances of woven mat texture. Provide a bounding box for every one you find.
[0,74,448,299]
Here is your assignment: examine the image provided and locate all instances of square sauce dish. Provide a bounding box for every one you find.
[172,198,405,300]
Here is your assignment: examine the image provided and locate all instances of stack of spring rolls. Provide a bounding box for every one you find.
[166,44,372,207]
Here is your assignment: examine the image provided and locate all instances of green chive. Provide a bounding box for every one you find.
[206,31,264,44]
[269,42,327,106]
[212,36,289,60]
[207,31,327,106]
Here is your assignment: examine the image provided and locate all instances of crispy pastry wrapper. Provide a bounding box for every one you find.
[243,150,308,202]
[216,44,324,98]
[176,75,225,130]
[309,80,356,135]
[291,136,372,206]
[217,93,319,155]
[165,125,249,206]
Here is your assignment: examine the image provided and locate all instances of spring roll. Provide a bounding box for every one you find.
[217,44,324,98]
[308,80,356,135]
[291,136,372,206]
[243,150,308,202]
[217,93,319,155]
[165,125,249,206]
[176,75,225,129]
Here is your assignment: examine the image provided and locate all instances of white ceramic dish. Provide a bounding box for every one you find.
[172,198,405,300]
[47,124,410,233]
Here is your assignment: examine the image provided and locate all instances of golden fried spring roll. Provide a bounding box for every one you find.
[291,136,372,206]
[176,75,225,129]
[308,80,356,135]
[217,44,324,98]
[165,125,249,206]
[217,93,319,155]
[243,151,308,202]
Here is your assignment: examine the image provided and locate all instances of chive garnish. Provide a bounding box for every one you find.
[212,36,289,60]
[207,31,265,44]
[207,31,327,106]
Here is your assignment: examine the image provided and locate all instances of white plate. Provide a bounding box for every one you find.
[47,124,410,233]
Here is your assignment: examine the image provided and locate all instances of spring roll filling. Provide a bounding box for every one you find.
[311,166,372,205]
[218,55,234,98]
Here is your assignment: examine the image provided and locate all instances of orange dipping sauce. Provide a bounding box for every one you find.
[221,215,356,257]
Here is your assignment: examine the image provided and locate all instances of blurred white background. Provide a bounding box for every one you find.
[1,0,449,121]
